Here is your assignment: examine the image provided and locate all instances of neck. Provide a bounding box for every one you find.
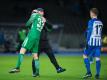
[92,16,97,19]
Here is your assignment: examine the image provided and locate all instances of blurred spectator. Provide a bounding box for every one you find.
[16,28,27,51]
[101,35,107,52]
[0,31,11,52]
[0,32,5,45]
[103,35,107,46]
[4,40,11,52]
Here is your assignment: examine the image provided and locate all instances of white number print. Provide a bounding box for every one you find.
[92,21,103,37]
[37,17,44,32]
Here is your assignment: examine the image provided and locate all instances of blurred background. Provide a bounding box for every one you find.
[0,0,107,53]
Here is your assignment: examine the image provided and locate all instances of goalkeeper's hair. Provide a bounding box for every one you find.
[90,8,99,16]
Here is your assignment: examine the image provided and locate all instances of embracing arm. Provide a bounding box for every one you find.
[25,13,37,27]
[45,20,53,32]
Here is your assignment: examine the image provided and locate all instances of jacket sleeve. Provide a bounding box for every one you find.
[45,21,53,32]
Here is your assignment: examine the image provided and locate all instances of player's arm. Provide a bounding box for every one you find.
[25,13,37,27]
[45,21,53,32]
[84,29,88,38]
[86,20,93,37]
[84,21,90,38]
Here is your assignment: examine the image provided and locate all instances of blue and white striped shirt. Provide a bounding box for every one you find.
[86,18,103,46]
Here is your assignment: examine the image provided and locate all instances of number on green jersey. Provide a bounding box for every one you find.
[37,17,44,32]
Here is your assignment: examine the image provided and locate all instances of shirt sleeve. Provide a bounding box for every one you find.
[87,20,93,33]
[87,20,93,40]
[85,20,90,38]
[25,13,37,27]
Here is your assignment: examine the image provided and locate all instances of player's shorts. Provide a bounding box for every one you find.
[22,36,39,53]
[84,46,101,57]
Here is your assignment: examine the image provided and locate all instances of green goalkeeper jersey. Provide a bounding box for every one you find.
[26,13,44,39]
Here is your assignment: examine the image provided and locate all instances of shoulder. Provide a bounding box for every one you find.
[31,13,40,17]
[31,13,42,20]
[93,19,103,25]
[88,19,93,25]
[88,19,94,23]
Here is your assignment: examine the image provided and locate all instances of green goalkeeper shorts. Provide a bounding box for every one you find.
[22,36,39,53]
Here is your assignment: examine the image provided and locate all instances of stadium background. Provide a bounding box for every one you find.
[0,0,107,80]
[0,0,107,52]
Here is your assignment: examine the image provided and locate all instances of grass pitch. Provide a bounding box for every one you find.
[0,54,107,80]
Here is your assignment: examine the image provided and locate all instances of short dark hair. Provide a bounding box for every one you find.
[90,8,99,16]
[36,8,44,12]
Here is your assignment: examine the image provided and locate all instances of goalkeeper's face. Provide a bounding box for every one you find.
[38,11,44,16]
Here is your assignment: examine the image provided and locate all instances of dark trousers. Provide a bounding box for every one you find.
[32,40,60,73]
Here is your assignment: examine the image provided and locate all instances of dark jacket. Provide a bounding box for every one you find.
[40,22,53,41]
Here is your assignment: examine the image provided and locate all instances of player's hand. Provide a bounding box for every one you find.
[42,17,46,23]
[32,9,38,14]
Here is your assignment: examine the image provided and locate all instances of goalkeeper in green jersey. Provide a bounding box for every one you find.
[9,8,46,77]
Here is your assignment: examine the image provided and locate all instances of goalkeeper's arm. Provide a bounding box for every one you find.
[25,12,37,27]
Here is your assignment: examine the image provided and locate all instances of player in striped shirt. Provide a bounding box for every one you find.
[83,8,103,79]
